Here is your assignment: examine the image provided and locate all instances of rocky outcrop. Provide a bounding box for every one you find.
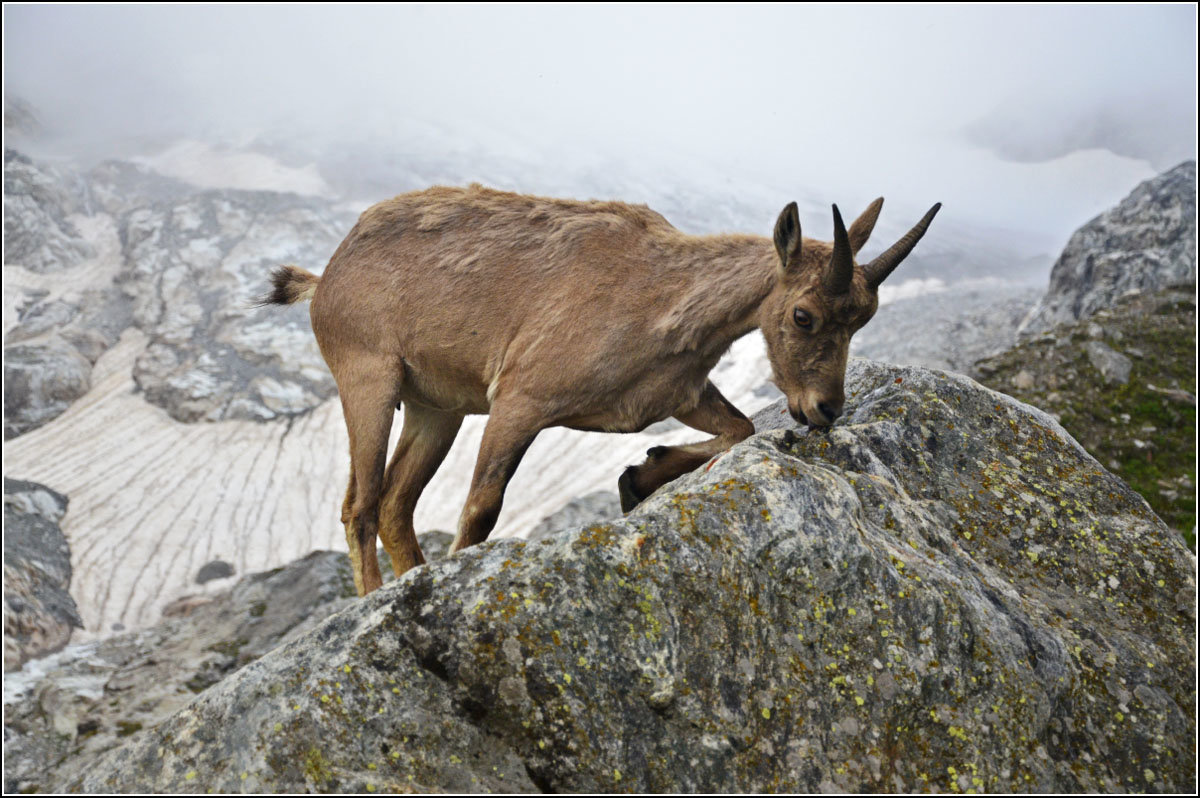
[1,532,452,794]
[3,152,129,438]
[3,478,81,672]
[26,360,1191,794]
[3,340,92,439]
[121,189,349,422]
[3,149,355,436]
[3,284,134,440]
[1020,161,1196,335]
[3,150,94,274]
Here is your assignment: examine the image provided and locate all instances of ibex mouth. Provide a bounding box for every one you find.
[789,406,834,433]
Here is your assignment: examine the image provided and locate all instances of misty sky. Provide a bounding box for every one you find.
[4,4,1196,244]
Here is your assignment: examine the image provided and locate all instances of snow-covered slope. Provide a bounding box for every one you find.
[4,328,778,637]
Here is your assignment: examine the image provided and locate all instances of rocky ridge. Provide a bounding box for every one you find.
[4,149,351,436]
[8,360,1190,793]
[3,478,82,672]
[1019,160,1196,335]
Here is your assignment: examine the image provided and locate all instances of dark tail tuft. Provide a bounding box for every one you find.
[253,265,321,307]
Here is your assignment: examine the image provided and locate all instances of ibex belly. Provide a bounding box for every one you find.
[398,352,492,415]
[533,354,713,433]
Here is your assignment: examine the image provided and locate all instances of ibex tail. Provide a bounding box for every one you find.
[255,265,320,306]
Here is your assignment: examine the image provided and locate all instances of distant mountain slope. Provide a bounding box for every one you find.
[850,278,1043,375]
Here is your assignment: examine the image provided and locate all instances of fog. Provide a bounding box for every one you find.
[4,4,1196,245]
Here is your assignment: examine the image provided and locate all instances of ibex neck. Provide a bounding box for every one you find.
[654,233,778,354]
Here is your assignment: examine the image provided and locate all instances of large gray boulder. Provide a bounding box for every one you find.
[48,360,1193,793]
[1020,161,1196,335]
[3,478,81,672]
[3,340,92,439]
[1,533,453,794]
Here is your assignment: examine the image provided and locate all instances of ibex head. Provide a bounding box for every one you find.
[760,198,941,428]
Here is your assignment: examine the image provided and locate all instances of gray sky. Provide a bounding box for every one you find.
[4,4,1196,242]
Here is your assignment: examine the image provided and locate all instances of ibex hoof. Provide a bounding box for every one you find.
[645,445,668,460]
[618,466,645,514]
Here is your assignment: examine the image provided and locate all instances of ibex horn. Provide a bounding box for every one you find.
[864,203,942,289]
[826,204,854,295]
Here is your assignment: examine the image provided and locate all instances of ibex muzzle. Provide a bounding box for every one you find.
[260,185,940,596]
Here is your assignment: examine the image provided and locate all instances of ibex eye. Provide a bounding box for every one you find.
[793,308,812,328]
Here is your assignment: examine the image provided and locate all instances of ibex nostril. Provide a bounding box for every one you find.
[818,402,843,422]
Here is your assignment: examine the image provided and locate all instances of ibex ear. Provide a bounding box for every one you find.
[773,202,802,272]
[848,197,884,255]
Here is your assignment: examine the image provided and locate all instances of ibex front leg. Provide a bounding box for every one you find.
[450,402,542,553]
[619,380,754,512]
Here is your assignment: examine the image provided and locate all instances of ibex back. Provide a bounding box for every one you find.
[261,184,940,595]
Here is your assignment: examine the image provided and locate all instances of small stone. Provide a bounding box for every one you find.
[1083,341,1132,385]
[1012,370,1036,390]
[196,560,235,584]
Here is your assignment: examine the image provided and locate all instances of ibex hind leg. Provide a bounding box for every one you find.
[336,360,402,596]
[451,402,543,553]
[620,380,754,512]
[377,403,463,577]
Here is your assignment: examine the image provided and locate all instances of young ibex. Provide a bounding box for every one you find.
[262,185,940,595]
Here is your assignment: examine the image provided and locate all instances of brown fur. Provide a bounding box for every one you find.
[263,184,939,595]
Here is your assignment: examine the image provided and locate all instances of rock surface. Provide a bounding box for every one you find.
[1082,340,1133,386]
[3,339,93,439]
[121,188,350,422]
[3,149,94,274]
[527,490,623,541]
[3,478,82,672]
[2,532,454,794]
[976,287,1197,545]
[1019,161,1196,335]
[3,283,135,439]
[33,360,1193,794]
